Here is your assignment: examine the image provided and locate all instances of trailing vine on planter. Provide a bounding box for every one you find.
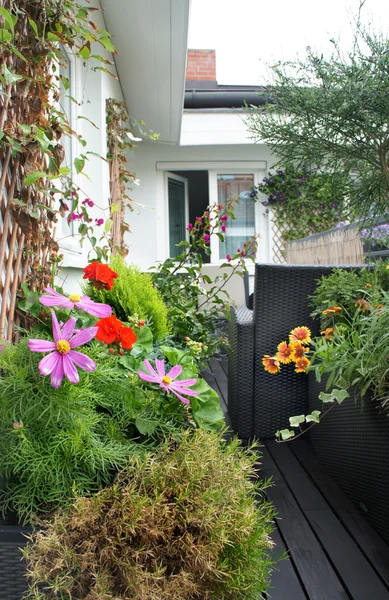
[251,167,349,247]
[0,0,116,339]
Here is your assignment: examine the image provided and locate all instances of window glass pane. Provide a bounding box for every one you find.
[218,174,255,258]
[168,178,186,258]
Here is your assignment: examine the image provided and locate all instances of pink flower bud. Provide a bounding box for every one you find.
[226,254,232,262]
[196,217,203,223]
[187,223,193,231]
[13,421,23,430]
[203,233,210,243]
[221,225,227,233]
[220,215,228,222]
[95,218,104,226]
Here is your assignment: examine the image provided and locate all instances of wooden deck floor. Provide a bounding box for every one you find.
[203,358,389,600]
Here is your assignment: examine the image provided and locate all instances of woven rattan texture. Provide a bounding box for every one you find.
[309,375,389,545]
[0,542,28,599]
[252,264,338,438]
[228,306,255,439]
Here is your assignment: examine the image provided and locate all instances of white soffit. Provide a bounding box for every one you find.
[100,0,190,144]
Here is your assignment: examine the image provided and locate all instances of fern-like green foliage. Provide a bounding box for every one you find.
[0,337,183,522]
[85,256,170,340]
[25,430,277,600]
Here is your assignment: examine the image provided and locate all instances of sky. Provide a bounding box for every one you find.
[187,0,389,85]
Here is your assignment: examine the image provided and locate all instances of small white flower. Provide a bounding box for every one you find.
[133,178,140,186]
[126,132,142,142]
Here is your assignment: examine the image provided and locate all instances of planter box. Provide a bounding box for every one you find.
[0,524,31,600]
[308,374,389,545]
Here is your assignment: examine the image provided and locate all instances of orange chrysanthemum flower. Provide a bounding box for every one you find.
[276,341,293,364]
[294,356,310,373]
[290,342,310,362]
[321,327,335,340]
[355,298,370,312]
[322,306,342,315]
[289,326,311,345]
[262,354,281,374]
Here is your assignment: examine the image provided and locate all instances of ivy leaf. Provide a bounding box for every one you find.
[23,171,46,185]
[289,414,306,428]
[74,157,85,174]
[319,388,350,404]
[278,428,296,441]
[306,410,321,423]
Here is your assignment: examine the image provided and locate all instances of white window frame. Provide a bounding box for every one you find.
[159,161,272,268]
[55,48,86,266]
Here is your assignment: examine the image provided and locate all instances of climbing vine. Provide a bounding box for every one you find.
[251,167,349,243]
[0,0,116,338]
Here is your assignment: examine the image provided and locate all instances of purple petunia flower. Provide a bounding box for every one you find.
[39,287,112,318]
[138,359,198,405]
[28,311,98,388]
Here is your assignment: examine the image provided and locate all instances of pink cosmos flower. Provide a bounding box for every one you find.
[138,359,198,405]
[28,310,97,388]
[39,286,112,318]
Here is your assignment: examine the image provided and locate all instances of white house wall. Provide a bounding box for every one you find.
[180,111,263,146]
[125,140,276,273]
[59,0,124,293]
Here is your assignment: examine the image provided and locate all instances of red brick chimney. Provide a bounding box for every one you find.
[186,49,217,87]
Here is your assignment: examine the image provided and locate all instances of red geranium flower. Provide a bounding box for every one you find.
[95,315,123,344]
[83,262,118,290]
[117,326,137,350]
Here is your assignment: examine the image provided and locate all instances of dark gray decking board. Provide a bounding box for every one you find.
[292,439,389,588]
[266,441,389,600]
[260,446,349,600]
[267,527,308,600]
[208,357,228,406]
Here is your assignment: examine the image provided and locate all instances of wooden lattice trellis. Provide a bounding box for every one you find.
[271,218,288,264]
[0,51,58,342]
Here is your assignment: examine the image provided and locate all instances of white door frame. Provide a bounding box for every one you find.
[164,171,189,258]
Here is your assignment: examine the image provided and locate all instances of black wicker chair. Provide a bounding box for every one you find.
[0,525,31,599]
[228,262,389,545]
[228,263,341,439]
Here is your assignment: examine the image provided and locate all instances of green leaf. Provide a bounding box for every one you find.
[289,414,306,428]
[28,17,38,36]
[47,32,61,42]
[279,429,296,441]
[0,29,12,43]
[132,326,153,354]
[119,354,139,372]
[74,157,85,174]
[306,410,321,424]
[78,44,91,60]
[19,124,31,136]
[99,36,115,53]
[193,403,224,423]
[3,64,22,84]
[23,171,46,185]
[77,115,100,129]
[135,417,157,436]
[110,203,119,215]
[9,44,26,62]
[104,219,112,234]
[0,8,14,31]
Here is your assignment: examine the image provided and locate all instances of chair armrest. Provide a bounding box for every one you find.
[228,306,255,440]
